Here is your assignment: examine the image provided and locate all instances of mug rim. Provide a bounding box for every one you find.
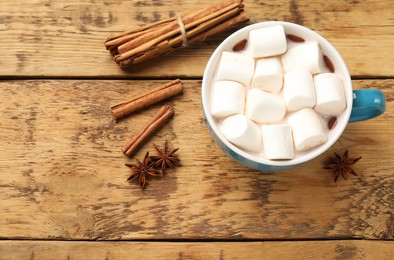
[201,21,353,168]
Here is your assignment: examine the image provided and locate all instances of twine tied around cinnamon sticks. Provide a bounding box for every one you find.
[176,14,188,47]
[104,0,249,69]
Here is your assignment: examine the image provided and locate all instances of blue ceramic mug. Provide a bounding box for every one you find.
[201,21,386,171]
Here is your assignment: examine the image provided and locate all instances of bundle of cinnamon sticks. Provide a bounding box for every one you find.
[104,0,248,69]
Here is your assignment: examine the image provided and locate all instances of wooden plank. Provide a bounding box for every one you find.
[0,0,393,78]
[0,79,393,240]
[0,240,393,260]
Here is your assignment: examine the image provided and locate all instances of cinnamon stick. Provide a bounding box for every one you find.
[105,0,248,69]
[122,105,174,157]
[111,79,183,120]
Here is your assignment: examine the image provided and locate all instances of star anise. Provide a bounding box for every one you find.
[323,150,361,182]
[150,140,179,174]
[126,152,161,189]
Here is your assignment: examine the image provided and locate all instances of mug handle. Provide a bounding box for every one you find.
[349,89,386,123]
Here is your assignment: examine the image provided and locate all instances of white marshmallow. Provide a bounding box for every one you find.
[248,25,287,58]
[251,57,283,93]
[262,124,294,160]
[283,70,316,111]
[288,108,327,151]
[314,73,346,116]
[245,88,286,124]
[216,51,255,86]
[211,81,245,118]
[221,114,262,152]
[282,42,325,74]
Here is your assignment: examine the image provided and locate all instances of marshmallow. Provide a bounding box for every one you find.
[314,73,346,116]
[221,114,262,152]
[248,25,287,58]
[262,124,294,160]
[282,42,325,74]
[245,88,286,123]
[216,51,255,86]
[288,108,327,151]
[211,81,245,118]
[283,70,316,111]
[251,57,283,93]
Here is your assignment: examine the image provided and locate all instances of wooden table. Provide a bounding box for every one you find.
[1,0,393,259]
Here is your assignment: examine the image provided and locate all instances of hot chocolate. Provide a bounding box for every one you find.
[210,25,346,160]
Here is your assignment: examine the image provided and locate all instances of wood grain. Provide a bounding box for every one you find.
[0,0,393,78]
[0,79,392,240]
[1,240,394,260]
